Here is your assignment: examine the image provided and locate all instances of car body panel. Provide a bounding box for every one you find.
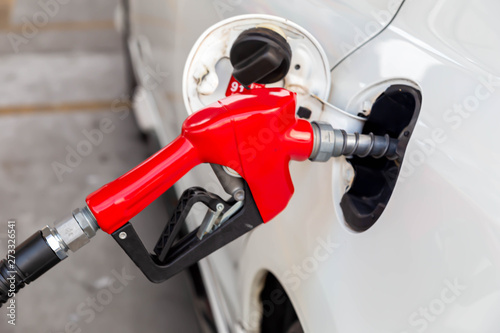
[128,0,403,141]
[127,0,500,332]
[238,0,500,332]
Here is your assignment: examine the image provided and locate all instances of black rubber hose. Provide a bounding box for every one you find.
[0,231,62,307]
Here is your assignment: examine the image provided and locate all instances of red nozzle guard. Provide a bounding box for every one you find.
[86,88,314,234]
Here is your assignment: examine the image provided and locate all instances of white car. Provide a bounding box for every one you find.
[125,0,500,332]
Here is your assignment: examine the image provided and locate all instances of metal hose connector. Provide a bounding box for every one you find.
[309,121,399,162]
[0,206,100,307]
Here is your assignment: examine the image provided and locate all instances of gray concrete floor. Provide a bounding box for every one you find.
[0,1,200,332]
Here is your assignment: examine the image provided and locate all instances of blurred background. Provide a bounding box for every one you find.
[0,0,200,332]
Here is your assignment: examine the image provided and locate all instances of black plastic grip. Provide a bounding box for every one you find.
[0,231,62,307]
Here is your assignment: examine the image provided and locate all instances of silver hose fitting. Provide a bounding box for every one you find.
[42,206,100,260]
[309,121,399,162]
[0,207,100,306]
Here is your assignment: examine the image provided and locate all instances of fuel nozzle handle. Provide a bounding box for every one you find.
[0,208,99,307]
[86,88,314,234]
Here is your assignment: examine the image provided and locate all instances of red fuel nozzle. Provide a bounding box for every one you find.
[86,88,314,234]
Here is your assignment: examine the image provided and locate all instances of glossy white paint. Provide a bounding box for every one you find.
[239,0,500,332]
[128,0,500,332]
[128,0,404,141]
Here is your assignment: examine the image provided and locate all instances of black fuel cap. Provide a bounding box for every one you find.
[230,27,292,87]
